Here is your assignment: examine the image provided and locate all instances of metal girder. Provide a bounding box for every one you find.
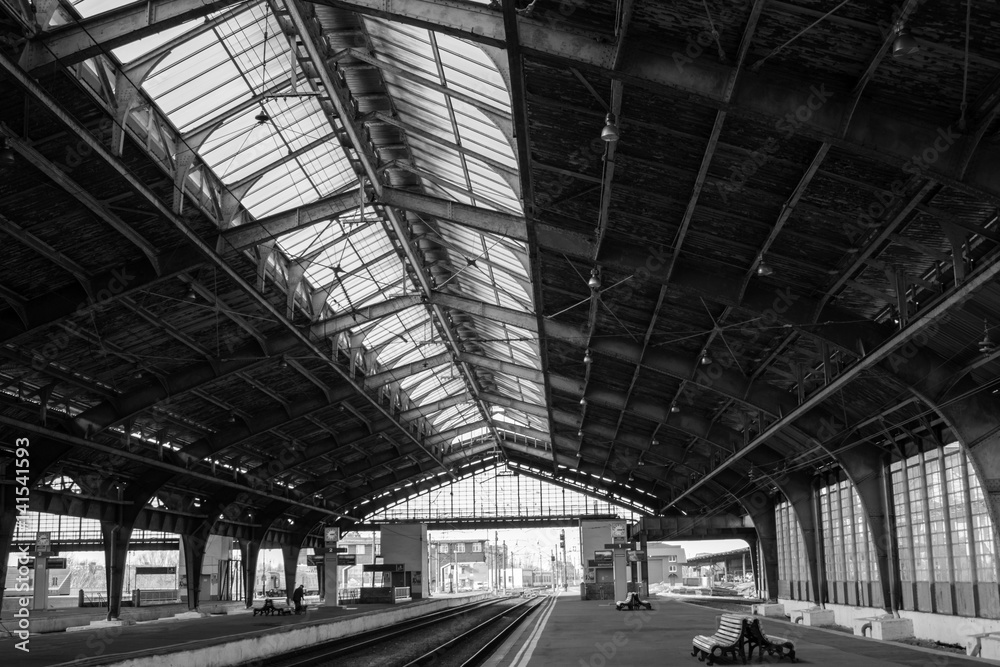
[29,488,210,536]
[458,351,543,384]
[0,212,92,293]
[1,413,354,519]
[342,456,500,518]
[480,392,571,428]
[23,0,245,69]
[672,252,1000,507]
[383,186,530,240]
[322,0,1000,203]
[0,247,202,342]
[310,296,423,341]
[399,392,470,421]
[71,335,278,436]
[363,351,450,389]
[217,184,597,261]
[2,129,161,272]
[218,187,365,252]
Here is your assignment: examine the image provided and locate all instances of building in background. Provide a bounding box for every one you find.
[646,543,686,586]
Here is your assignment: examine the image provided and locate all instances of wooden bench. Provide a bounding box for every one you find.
[615,591,652,611]
[692,613,749,665]
[252,599,294,616]
[745,618,796,662]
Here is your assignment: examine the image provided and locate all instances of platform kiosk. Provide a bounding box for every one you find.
[359,563,412,603]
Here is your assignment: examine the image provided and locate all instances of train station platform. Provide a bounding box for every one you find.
[489,592,998,667]
[0,594,484,666]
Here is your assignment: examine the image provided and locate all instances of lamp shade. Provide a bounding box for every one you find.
[0,144,14,168]
[892,29,919,58]
[600,113,619,142]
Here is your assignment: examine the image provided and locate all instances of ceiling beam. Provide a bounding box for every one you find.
[670,251,1000,507]
[23,0,246,69]
[323,0,1000,203]
[1,413,353,519]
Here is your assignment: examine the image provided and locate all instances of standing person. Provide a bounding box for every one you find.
[292,584,305,614]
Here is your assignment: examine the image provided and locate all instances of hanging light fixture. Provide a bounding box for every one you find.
[756,257,774,277]
[670,404,681,414]
[600,113,620,142]
[651,437,659,446]
[254,106,271,124]
[979,319,996,355]
[228,411,236,423]
[892,24,919,58]
[583,349,593,364]
[0,139,15,168]
[588,268,601,290]
[577,429,584,437]
[579,396,587,407]
[700,350,712,365]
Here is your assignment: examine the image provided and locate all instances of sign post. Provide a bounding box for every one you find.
[323,526,339,607]
[33,532,53,611]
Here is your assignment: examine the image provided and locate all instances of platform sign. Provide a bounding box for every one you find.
[24,557,67,569]
[35,531,53,557]
[337,555,357,566]
[594,550,613,566]
[627,550,647,563]
[363,563,404,572]
[611,522,627,544]
[307,554,324,565]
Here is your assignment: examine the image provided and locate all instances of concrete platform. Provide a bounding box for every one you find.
[0,595,482,666]
[485,592,998,667]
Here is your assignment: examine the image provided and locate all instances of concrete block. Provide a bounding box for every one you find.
[66,619,136,632]
[171,611,208,620]
[851,616,882,637]
[870,617,913,641]
[752,603,785,617]
[979,634,1000,660]
[965,632,997,657]
[800,608,835,627]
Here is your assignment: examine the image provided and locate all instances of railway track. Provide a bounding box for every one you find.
[260,596,546,667]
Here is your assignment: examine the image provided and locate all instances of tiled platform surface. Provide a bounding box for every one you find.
[491,593,997,667]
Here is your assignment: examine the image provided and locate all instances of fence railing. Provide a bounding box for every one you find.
[79,590,107,607]
[338,588,360,604]
[132,589,180,606]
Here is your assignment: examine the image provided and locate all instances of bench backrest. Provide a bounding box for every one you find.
[715,615,747,642]
[745,618,767,641]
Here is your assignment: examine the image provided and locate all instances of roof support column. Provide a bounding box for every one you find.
[811,477,829,606]
[239,538,262,609]
[282,544,301,607]
[745,493,778,602]
[101,520,133,620]
[0,471,17,600]
[881,453,902,614]
[838,450,893,613]
[776,476,823,606]
[180,534,208,610]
